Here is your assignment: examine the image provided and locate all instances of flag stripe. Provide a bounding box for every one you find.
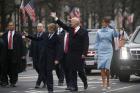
[24,1,36,22]
[20,0,26,24]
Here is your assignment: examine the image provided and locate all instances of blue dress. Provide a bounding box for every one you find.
[95,27,116,70]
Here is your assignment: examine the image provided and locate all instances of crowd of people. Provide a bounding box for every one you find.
[0,13,129,93]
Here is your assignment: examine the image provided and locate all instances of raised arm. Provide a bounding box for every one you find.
[23,32,43,41]
[50,12,70,31]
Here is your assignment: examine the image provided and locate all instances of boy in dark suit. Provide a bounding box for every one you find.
[41,23,61,93]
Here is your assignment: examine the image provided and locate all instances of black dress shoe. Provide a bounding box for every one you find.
[48,91,53,93]
[84,82,88,89]
[42,84,46,88]
[65,87,71,90]
[35,85,40,89]
[115,75,118,79]
[70,87,78,92]
[0,81,2,85]
[10,84,16,87]
[1,83,9,87]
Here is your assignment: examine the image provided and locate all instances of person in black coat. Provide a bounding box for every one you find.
[1,22,25,87]
[0,34,6,85]
[0,37,3,84]
[55,27,65,86]
[25,23,61,93]
[57,29,73,90]
[41,23,61,93]
[19,36,27,73]
[51,13,89,92]
[28,23,46,88]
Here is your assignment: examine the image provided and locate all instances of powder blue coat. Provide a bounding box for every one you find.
[95,27,117,70]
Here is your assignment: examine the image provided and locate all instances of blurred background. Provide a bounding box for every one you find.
[0,0,140,34]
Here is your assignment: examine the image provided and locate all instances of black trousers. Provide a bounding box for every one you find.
[55,63,64,83]
[61,54,71,87]
[32,58,46,86]
[44,61,54,91]
[68,54,87,89]
[1,50,18,84]
[1,61,8,84]
[0,63,2,82]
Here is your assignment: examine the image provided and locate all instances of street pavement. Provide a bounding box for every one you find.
[0,67,140,93]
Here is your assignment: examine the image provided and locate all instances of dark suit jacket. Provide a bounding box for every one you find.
[56,19,89,56]
[27,32,61,65]
[29,32,46,61]
[42,32,61,64]
[2,31,25,63]
[57,30,65,54]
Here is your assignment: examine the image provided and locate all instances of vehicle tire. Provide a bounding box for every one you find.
[85,69,91,74]
[118,71,130,82]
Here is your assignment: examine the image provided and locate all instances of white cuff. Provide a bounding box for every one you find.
[54,17,58,21]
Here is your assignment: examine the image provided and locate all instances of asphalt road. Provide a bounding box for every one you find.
[0,67,140,93]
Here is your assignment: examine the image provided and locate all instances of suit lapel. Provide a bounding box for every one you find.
[49,33,55,40]
[13,31,17,49]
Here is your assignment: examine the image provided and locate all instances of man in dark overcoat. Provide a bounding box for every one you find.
[1,22,25,87]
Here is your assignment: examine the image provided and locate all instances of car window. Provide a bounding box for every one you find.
[133,30,140,44]
[88,32,96,45]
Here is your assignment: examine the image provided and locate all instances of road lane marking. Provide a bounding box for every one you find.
[106,85,137,92]
[54,84,95,88]
[24,89,88,93]
[19,76,37,79]
[11,91,18,92]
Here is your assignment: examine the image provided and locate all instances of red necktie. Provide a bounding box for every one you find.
[8,31,12,49]
[64,33,69,53]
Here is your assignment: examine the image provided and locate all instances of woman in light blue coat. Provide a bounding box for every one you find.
[95,18,117,90]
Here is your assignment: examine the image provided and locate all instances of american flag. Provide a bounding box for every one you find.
[24,0,36,22]
[20,0,26,24]
[69,7,81,19]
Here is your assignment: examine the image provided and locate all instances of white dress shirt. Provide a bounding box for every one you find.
[64,32,69,51]
[74,26,80,34]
